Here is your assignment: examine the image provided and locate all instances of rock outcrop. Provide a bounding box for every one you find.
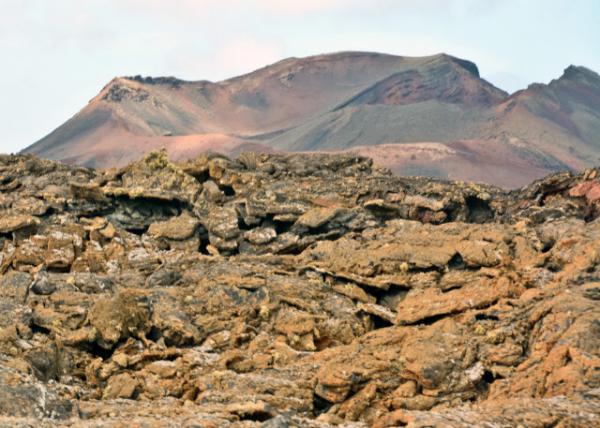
[0,150,599,427]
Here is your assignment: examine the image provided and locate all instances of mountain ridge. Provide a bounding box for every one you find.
[22,51,600,188]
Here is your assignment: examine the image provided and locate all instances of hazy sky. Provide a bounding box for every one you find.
[1,0,599,153]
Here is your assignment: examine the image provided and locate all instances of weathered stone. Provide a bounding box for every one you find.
[243,227,277,245]
[296,207,344,229]
[0,215,39,234]
[0,154,599,427]
[0,364,74,420]
[44,230,77,270]
[569,180,600,203]
[103,372,139,399]
[0,271,30,302]
[11,197,48,216]
[202,179,225,202]
[30,271,56,295]
[148,212,200,241]
[146,267,182,287]
[88,290,152,349]
[206,206,239,240]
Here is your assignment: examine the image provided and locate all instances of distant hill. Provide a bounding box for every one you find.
[23,51,600,187]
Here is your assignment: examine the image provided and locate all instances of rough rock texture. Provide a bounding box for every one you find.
[0,150,599,427]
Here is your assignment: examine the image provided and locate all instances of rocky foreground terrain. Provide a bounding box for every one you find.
[0,150,599,427]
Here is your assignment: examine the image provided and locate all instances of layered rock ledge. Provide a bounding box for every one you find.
[0,151,599,427]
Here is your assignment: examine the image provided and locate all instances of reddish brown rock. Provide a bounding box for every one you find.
[0,153,599,427]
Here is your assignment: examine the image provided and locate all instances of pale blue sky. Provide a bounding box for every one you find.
[1,0,599,153]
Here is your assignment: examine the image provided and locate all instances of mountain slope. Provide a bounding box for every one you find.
[488,65,600,170]
[23,51,600,187]
[26,52,430,159]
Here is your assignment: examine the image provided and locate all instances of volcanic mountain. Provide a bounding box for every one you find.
[23,51,600,188]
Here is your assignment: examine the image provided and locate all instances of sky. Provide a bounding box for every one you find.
[1,0,599,154]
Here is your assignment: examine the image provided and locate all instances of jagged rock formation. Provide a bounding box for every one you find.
[0,151,599,427]
[22,52,600,188]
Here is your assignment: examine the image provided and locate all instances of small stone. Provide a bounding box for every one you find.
[0,215,39,233]
[148,213,200,241]
[296,207,343,229]
[243,227,277,245]
[103,373,139,399]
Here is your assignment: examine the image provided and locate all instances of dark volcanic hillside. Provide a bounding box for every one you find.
[23,51,600,187]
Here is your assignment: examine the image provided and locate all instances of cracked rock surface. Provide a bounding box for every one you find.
[0,150,599,427]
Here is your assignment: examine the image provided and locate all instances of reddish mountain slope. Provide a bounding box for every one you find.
[22,52,600,188]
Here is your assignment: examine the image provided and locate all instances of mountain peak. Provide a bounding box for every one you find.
[123,75,189,87]
[431,53,481,77]
[559,64,600,84]
[95,77,152,103]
